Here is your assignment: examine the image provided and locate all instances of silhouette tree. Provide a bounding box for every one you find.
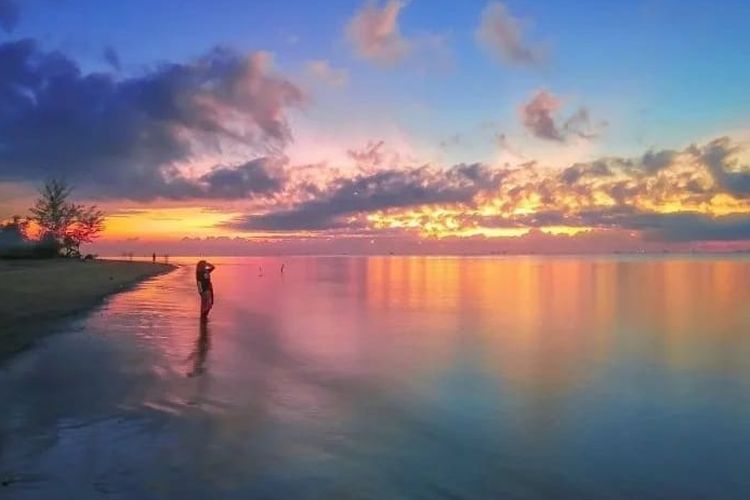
[64,204,105,257]
[30,180,77,240]
[30,180,105,257]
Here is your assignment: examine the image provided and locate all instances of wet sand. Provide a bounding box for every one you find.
[0,259,175,357]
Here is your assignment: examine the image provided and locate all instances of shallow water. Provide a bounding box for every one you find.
[2,256,750,499]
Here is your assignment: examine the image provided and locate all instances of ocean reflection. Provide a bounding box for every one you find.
[187,321,211,378]
[1,257,750,499]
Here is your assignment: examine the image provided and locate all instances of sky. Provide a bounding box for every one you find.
[1,0,750,254]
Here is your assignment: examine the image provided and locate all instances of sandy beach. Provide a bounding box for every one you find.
[0,259,175,357]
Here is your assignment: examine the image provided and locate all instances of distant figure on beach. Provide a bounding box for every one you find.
[196,260,215,320]
[152,252,156,263]
[280,263,285,274]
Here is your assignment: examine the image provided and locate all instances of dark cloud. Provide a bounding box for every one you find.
[520,91,602,142]
[0,39,304,200]
[0,0,19,32]
[227,210,352,232]
[520,91,562,141]
[577,207,750,242]
[641,149,676,173]
[103,46,121,71]
[56,157,289,201]
[562,108,599,140]
[228,163,504,231]
[699,137,750,198]
[199,158,286,199]
[605,181,641,205]
[560,160,615,185]
[647,213,750,241]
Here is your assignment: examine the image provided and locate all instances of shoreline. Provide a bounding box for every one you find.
[0,259,177,360]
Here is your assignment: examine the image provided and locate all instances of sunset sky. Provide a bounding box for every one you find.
[1,0,750,254]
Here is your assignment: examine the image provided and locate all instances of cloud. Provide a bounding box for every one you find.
[560,159,615,185]
[228,163,504,231]
[578,207,750,242]
[66,126,750,245]
[305,59,349,87]
[345,1,451,70]
[562,108,600,140]
[0,39,304,200]
[324,136,750,243]
[64,157,288,201]
[346,1,411,66]
[647,213,750,241]
[0,0,19,33]
[520,90,601,142]
[524,137,750,240]
[347,140,386,168]
[468,206,750,242]
[640,149,677,173]
[475,2,544,66]
[699,137,750,198]
[198,158,287,199]
[103,46,121,71]
[520,90,562,141]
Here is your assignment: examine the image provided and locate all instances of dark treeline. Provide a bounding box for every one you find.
[0,180,104,259]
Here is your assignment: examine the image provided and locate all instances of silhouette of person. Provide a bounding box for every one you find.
[196,260,215,320]
[152,252,156,263]
[280,263,285,274]
[187,320,211,377]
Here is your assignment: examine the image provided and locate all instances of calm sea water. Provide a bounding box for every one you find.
[2,256,750,499]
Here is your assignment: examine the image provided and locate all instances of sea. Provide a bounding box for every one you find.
[1,256,750,499]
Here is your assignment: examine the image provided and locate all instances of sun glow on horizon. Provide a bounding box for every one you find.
[103,207,244,240]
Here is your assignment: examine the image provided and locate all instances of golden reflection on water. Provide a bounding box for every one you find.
[98,256,750,405]
[362,258,614,398]
[361,257,750,385]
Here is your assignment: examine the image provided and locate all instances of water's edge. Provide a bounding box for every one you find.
[0,262,179,364]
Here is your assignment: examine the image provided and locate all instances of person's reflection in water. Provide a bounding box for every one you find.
[187,320,211,377]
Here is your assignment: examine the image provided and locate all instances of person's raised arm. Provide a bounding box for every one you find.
[205,263,216,273]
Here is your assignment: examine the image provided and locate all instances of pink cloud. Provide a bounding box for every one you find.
[305,59,349,87]
[346,0,411,65]
[476,2,544,66]
[520,90,602,142]
[521,90,564,141]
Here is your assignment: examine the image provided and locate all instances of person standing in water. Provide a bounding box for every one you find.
[196,260,215,320]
